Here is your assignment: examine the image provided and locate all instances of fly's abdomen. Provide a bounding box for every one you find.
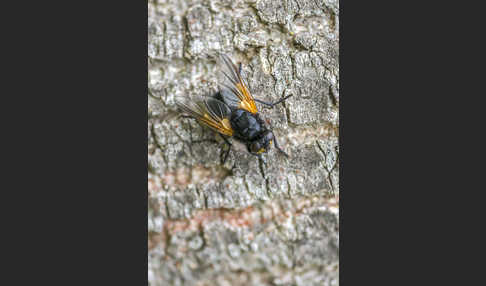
[231,110,262,141]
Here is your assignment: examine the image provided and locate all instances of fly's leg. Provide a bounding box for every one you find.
[220,134,232,146]
[254,94,293,108]
[238,61,292,108]
[247,148,267,166]
[273,134,289,158]
[257,154,267,166]
[238,60,292,108]
[181,115,232,165]
[219,135,232,165]
[191,139,218,144]
[222,145,231,164]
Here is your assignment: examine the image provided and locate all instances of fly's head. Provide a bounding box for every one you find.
[249,130,274,155]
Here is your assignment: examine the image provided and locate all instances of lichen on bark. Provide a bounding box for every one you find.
[148,0,339,285]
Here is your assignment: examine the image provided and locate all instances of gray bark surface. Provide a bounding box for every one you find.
[148,1,339,285]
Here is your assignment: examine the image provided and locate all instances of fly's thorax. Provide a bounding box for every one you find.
[230,109,264,141]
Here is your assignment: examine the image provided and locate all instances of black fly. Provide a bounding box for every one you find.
[176,54,292,164]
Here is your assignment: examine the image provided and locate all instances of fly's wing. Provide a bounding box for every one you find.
[176,96,234,137]
[217,54,258,114]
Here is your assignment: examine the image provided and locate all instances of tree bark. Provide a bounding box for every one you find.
[148,0,339,285]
